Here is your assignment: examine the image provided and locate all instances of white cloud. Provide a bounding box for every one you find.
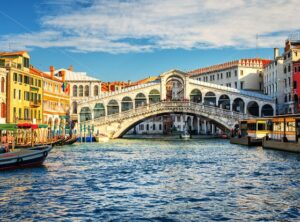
[1,0,299,53]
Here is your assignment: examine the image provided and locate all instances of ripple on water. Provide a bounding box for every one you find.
[1,139,300,221]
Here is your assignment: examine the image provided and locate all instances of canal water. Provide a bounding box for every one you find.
[1,139,300,221]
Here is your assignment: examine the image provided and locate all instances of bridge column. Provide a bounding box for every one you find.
[212,123,215,135]
[204,120,207,135]
[197,117,200,134]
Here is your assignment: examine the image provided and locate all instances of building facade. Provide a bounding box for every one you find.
[31,66,70,133]
[0,51,43,124]
[50,67,102,126]
[0,68,7,123]
[188,58,271,92]
[293,60,300,112]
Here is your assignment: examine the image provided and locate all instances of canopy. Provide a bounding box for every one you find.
[17,123,38,129]
[0,124,17,131]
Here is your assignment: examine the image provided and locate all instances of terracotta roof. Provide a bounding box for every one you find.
[30,66,62,82]
[132,76,158,85]
[0,51,28,57]
[188,58,271,76]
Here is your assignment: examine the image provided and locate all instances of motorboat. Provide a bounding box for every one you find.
[180,131,190,140]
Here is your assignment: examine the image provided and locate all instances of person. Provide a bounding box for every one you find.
[0,144,7,153]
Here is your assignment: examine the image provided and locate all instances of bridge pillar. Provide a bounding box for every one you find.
[197,117,200,134]
[204,120,207,135]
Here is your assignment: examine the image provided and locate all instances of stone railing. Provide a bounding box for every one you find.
[81,101,253,126]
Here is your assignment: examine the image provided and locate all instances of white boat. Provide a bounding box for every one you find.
[95,134,109,142]
[180,131,190,140]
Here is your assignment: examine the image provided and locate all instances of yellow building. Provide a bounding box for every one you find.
[0,51,43,124]
[31,66,70,134]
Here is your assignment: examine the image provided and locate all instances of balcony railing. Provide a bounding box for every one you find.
[0,61,22,70]
[30,100,41,107]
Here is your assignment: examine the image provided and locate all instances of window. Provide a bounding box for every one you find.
[13,89,16,99]
[139,124,144,131]
[240,81,244,89]
[84,85,89,97]
[18,74,22,83]
[298,66,300,72]
[19,90,21,100]
[159,124,162,130]
[38,80,41,87]
[94,85,99,96]
[146,124,149,131]
[153,124,156,130]
[24,76,29,84]
[73,85,78,97]
[240,70,244,76]
[23,57,29,68]
[79,85,83,97]
[1,77,4,92]
[13,107,16,118]
[235,70,237,76]
[284,66,287,74]
[19,108,22,119]
[235,82,237,88]
[288,64,291,72]
[294,81,297,89]
[288,77,291,86]
[284,79,287,87]
[13,73,17,81]
[221,73,223,79]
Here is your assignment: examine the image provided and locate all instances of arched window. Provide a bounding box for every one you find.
[107,100,119,115]
[73,85,78,97]
[94,103,105,118]
[190,89,202,103]
[94,85,99,96]
[121,97,133,111]
[84,85,89,97]
[135,93,147,108]
[149,89,160,104]
[1,77,5,93]
[80,107,92,122]
[79,85,83,97]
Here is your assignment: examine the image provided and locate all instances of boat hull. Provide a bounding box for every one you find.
[95,136,109,142]
[262,137,300,153]
[0,145,52,171]
[230,136,262,146]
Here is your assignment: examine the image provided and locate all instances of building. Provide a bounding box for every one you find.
[263,48,285,114]
[0,51,43,124]
[293,60,300,112]
[0,68,7,123]
[31,66,70,133]
[188,58,271,92]
[49,66,102,125]
[282,38,300,113]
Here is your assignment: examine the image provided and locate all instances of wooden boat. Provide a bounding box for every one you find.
[0,145,52,171]
[63,136,78,145]
[261,115,300,153]
[230,119,271,146]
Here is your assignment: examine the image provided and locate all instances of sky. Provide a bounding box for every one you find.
[0,0,299,82]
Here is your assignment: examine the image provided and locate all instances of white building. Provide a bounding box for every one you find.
[263,48,285,114]
[188,58,271,92]
[0,68,6,123]
[49,66,102,122]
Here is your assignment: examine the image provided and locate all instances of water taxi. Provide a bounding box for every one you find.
[230,119,271,146]
[262,115,300,153]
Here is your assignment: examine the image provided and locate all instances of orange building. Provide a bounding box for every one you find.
[30,66,70,134]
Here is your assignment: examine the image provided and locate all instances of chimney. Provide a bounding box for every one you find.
[62,70,66,82]
[68,65,73,71]
[50,66,55,78]
[274,48,279,59]
[128,80,131,85]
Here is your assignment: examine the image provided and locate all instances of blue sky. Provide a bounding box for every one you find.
[0,0,298,81]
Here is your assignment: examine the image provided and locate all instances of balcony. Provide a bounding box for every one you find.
[0,61,22,70]
[30,100,41,107]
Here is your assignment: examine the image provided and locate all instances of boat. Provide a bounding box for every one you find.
[0,145,52,171]
[230,119,271,146]
[180,121,191,140]
[95,134,109,142]
[63,136,78,145]
[262,115,300,153]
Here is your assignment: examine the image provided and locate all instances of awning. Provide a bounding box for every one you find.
[0,124,17,131]
[38,124,48,128]
[17,123,39,129]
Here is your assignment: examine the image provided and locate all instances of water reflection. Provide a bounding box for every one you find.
[1,139,300,221]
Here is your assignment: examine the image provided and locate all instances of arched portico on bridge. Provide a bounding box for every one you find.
[77,70,276,138]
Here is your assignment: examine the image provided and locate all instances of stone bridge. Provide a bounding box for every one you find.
[76,69,275,138]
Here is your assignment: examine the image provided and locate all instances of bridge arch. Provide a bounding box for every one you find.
[261,104,274,117]
[247,101,259,116]
[135,93,147,108]
[122,96,133,111]
[107,100,119,115]
[218,94,230,110]
[94,103,105,119]
[190,89,202,103]
[80,107,92,121]
[149,89,160,104]
[232,97,245,113]
[166,75,184,101]
[204,92,216,106]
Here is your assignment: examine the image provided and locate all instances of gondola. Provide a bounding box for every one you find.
[0,145,52,171]
[63,136,78,145]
